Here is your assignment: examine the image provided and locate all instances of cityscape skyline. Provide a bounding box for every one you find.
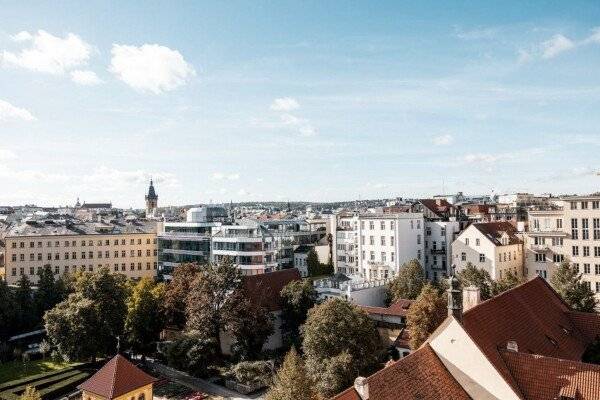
[2,1,600,207]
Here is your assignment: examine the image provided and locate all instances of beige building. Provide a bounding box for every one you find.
[4,217,157,285]
[451,221,524,280]
[525,195,600,296]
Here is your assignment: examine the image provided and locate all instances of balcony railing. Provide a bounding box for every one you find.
[430,248,446,255]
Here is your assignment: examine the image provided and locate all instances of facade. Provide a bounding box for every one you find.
[525,195,600,297]
[78,354,157,400]
[451,221,524,280]
[332,212,425,280]
[157,206,227,276]
[4,217,157,285]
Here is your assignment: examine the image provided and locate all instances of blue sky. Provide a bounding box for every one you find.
[2,1,600,207]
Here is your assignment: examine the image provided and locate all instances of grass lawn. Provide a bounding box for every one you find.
[0,359,79,384]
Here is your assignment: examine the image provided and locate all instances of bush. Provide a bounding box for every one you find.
[165,333,218,378]
[229,360,274,387]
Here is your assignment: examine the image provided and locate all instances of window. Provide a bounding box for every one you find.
[594,201,600,209]
[557,219,563,229]
[461,252,466,261]
[596,282,600,293]
[370,251,375,261]
[380,221,385,230]
[574,263,580,273]
[390,236,395,246]
[381,252,386,262]
[465,238,469,246]
[594,218,600,240]
[582,201,589,209]
[571,218,579,239]
[369,236,374,245]
[369,221,374,230]
[380,236,385,246]
[476,238,480,246]
[584,246,590,257]
[391,252,395,262]
[582,218,589,240]
[535,253,547,262]
[595,264,600,275]
[417,235,421,244]
[570,201,577,210]
[479,253,485,262]
[573,246,579,256]
[584,263,591,274]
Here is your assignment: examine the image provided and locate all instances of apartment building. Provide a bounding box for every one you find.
[451,221,524,280]
[4,217,158,285]
[332,212,425,280]
[526,195,600,296]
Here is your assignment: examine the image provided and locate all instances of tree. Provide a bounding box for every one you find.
[302,298,381,397]
[185,260,242,353]
[456,263,492,300]
[551,262,598,312]
[406,284,447,350]
[14,275,36,332]
[491,270,522,296]
[165,331,218,377]
[39,339,51,360]
[45,268,130,360]
[306,249,321,277]
[44,294,100,361]
[0,279,16,340]
[19,386,41,400]
[35,265,65,320]
[387,259,426,303]
[223,291,273,360]
[280,279,318,349]
[125,277,166,355]
[583,336,600,365]
[163,263,200,327]
[266,348,319,400]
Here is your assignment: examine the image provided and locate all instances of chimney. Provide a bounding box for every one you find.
[447,275,463,322]
[354,377,369,399]
[506,340,518,352]
[462,285,481,312]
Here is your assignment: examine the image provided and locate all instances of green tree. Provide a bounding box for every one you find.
[456,263,492,300]
[165,331,218,377]
[185,260,242,354]
[266,348,319,400]
[491,270,522,296]
[44,294,100,361]
[125,277,166,355]
[280,279,318,349]
[302,298,381,397]
[583,336,600,365]
[551,261,598,312]
[15,275,36,331]
[306,249,321,277]
[406,284,447,349]
[45,268,130,360]
[224,291,274,361]
[387,259,426,302]
[35,265,65,320]
[19,386,41,400]
[0,279,16,340]
[163,263,200,327]
[39,339,51,360]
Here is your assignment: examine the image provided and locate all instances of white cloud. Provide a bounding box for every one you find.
[517,49,533,64]
[0,148,17,160]
[280,113,317,137]
[70,69,103,85]
[541,34,575,59]
[270,97,300,111]
[583,27,600,44]
[2,30,92,74]
[432,134,453,146]
[211,172,240,181]
[109,44,195,94]
[237,188,251,196]
[461,153,505,164]
[10,31,32,42]
[0,99,35,122]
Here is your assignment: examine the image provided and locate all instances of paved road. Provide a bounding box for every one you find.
[148,361,265,400]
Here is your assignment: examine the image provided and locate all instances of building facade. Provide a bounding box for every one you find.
[4,218,157,285]
[451,222,524,280]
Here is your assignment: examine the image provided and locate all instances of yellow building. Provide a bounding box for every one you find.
[4,217,157,285]
[78,354,157,400]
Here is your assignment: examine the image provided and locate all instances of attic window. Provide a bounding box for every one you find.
[558,325,572,336]
[546,335,558,347]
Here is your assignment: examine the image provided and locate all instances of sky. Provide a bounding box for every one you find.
[2,1,600,208]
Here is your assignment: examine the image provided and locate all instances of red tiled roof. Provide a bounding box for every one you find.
[360,299,414,318]
[331,344,471,400]
[462,277,592,397]
[242,268,301,312]
[420,199,453,217]
[472,221,522,246]
[77,354,157,399]
[567,310,600,343]
[501,351,600,400]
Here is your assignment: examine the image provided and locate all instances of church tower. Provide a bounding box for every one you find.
[145,179,158,218]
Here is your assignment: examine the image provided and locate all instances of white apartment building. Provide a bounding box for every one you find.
[424,220,460,281]
[332,212,424,280]
[525,195,600,296]
[451,222,524,280]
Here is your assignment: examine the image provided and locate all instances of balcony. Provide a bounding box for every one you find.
[430,248,446,255]
[530,244,550,252]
